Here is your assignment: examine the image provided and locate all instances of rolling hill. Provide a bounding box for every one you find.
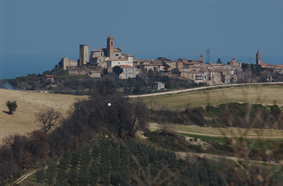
[0,89,88,143]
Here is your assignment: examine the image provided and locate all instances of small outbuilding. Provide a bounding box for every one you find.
[152,82,165,90]
[44,75,55,83]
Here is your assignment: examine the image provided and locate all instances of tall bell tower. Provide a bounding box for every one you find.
[256,50,261,65]
[107,35,114,59]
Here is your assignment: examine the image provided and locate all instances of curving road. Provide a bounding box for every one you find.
[128,82,283,98]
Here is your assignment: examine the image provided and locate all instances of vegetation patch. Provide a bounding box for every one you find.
[150,102,283,129]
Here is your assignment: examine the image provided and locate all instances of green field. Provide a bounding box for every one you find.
[174,125,283,138]
[142,85,283,110]
[179,132,283,150]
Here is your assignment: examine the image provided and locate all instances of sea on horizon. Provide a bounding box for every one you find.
[0,54,282,80]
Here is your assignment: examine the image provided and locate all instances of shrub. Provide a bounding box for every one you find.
[35,167,45,183]
[6,100,17,114]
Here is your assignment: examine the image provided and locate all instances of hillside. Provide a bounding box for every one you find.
[1,85,283,142]
[0,89,88,142]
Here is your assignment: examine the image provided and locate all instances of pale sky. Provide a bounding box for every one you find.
[0,0,283,57]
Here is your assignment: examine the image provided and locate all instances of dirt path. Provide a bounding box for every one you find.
[10,169,38,185]
[9,165,49,185]
[149,123,283,139]
[177,130,283,139]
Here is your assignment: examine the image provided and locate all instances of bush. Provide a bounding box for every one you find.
[35,167,45,183]
[6,100,17,114]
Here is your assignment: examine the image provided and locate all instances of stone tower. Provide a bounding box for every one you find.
[256,50,261,65]
[79,44,89,65]
[107,35,114,59]
[200,54,203,62]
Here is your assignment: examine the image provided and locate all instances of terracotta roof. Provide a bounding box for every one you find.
[108,35,114,40]
[200,54,203,57]
[119,65,134,68]
[45,75,55,78]
[123,53,134,57]
[144,63,163,66]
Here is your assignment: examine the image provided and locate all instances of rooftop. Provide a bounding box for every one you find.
[119,65,134,68]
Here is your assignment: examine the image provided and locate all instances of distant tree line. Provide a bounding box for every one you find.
[149,102,283,129]
[2,66,204,95]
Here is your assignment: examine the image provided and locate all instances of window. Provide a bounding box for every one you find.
[118,62,120,64]
[116,54,119,56]
[111,41,113,45]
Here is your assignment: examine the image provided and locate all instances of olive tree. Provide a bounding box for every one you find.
[6,100,17,114]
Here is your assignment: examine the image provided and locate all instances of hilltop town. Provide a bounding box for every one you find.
[2,35,283,94]
[59,35,283,85]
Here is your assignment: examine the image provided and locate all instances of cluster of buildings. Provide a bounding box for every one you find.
[60,35,138,79]
[256,50,283,73]
[133,56,242,84]
[59,35,282,85]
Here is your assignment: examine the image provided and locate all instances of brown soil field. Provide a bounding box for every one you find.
[0,89,88,143]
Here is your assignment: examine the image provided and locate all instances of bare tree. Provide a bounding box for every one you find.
[36,109,62,133]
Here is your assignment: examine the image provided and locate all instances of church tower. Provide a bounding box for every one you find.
[107,35,114,59]
[256,50,261,65]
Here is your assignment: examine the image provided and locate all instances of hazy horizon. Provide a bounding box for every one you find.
[1,0,282,79]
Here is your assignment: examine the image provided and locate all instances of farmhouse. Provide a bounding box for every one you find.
[43,75,55,83]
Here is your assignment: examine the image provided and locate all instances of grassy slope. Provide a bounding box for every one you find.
[142,85,283,110]
[0,89,88,143]
[174,125,283,138]
[150,123,283,150]
[150,123,283,139]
